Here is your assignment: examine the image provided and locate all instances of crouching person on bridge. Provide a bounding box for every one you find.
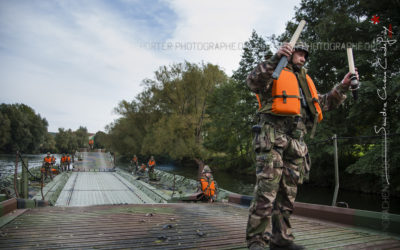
[245,42,359,250]
[199,165,218,203]
[138,163,147,175]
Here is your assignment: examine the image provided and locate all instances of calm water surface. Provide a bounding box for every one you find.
[2,155,398,214]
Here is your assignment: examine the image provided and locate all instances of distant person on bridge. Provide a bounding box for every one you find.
[138,163,147,175]
[245,42,359,250]
[147,156,157,181]
[199,165,218,202]
[61,154,67,172]
[131,154,138,174]
[42,152,53,180]
[66,154,71,171]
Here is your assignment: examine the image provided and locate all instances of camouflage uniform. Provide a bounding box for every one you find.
[246,54,349,247]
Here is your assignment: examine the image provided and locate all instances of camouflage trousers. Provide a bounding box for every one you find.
[246,121,310,247]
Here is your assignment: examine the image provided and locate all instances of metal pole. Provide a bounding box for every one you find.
[22,158,28,199]
[14,151,20,198]
[332,134,339,206]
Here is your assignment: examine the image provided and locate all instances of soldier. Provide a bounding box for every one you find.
[131,154,139,174]
[42,152,53,180]
[245,42,359,250]
[199,165,218,202]
[66,154,71,171]
[61,154,67,172]
[138,163,147,175]
[147,156,156,180]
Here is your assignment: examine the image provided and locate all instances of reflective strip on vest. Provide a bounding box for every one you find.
[255,94,262,110]
[271,69,323,122]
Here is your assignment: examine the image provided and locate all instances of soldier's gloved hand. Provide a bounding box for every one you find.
[277,43,293,58]
[341,68,359,87]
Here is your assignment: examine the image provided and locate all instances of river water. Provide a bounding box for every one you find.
[1,154,399,214]
[155,163,400,214]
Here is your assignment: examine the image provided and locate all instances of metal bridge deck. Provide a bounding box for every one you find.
[55,172,156,206]
[0,203,399,249]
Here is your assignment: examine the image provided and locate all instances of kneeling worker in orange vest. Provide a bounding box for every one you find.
[138,163,147,175]
[199,165,218,202]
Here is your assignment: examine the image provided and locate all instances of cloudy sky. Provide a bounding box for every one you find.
[0,0,300,133]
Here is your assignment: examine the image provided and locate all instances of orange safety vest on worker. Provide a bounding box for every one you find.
[148,160,156,167]
[44,156,52,164]
[200,177,216,198]
[270,68,323,122]
[257,68,323,123]
[67,156,71,163]
[61,156,67,163]
[133,157,137,163]
[51,156,56,164]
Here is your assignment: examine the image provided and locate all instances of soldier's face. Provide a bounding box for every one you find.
[292,51,306,67]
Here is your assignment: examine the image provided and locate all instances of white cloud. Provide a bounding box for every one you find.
[162,0,300,74]
[0,0,300,133]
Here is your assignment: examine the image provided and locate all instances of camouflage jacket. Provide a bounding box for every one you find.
[247,54,349,135]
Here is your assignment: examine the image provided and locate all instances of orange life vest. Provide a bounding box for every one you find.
[148,160,155,167]
[271,69,323,122]
[200,178,216,198]
[44,156,52,163]
[61,156,66,163]
[67,156,71,163]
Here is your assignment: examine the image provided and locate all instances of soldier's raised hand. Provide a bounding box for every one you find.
[277,43,293,58]
[341,68,359,87]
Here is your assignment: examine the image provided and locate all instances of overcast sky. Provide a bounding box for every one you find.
[0,0,300,133]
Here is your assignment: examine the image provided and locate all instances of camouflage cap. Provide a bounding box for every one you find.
[202,165,212,173]
[294,41,309,59]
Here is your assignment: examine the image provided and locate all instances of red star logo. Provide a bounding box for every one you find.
[371,15,380,24]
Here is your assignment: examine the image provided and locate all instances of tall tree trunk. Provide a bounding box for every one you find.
[194,158,205,179]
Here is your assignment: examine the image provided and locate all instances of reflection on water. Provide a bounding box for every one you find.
[0,154,62,178]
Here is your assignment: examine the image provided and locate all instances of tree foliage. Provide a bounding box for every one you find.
[107,62,228,168]
[0,103,48,154]
[277,0,400,193]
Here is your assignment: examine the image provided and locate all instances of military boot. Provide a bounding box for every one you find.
[270,242,305,250]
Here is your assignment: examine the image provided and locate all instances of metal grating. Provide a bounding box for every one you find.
[55,172,157,206]
[0,203,399,249]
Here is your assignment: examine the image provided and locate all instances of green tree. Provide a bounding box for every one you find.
[278,0,400,193]
[0,103,48,153]
[205,30,273,172]
[55,128,79,153]
[41,132,57,153]
[94,131,109,149]
[140,62,228,169]
[75,126,88,148]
